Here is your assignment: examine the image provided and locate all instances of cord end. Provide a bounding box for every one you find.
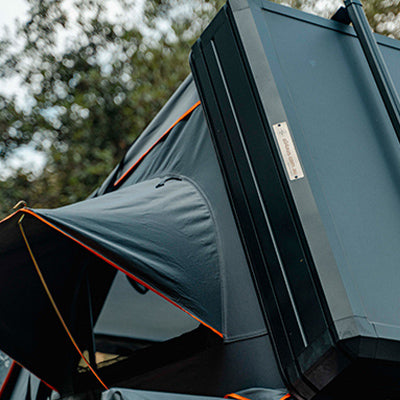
[13,200,27,210]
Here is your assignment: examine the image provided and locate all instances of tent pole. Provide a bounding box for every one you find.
[85,271,97,373]
[17,215,108,390]
[345,0,400,145]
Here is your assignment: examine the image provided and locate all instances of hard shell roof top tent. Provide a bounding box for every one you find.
[1,0,400,399]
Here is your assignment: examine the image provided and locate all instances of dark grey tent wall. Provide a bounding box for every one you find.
[94,333,283,397]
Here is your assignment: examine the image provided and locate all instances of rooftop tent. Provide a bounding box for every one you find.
[0,75,279,396]
[6,0,400,397]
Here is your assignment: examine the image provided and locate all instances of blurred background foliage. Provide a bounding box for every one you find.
[0,0,399,217]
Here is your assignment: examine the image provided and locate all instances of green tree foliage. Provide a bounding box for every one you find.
[0,0,224,216]
[0,0,398,218]
[281,0,400,37]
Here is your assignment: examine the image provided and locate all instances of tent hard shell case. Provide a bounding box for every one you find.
[191,0,400,399]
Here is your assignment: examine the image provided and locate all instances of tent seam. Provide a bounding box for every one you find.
[172,174,228,339]
[112,101,201,188]
[222,328,269,344]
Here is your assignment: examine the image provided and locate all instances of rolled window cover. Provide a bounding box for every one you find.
[101,388,291,400]
[102,388,224,400]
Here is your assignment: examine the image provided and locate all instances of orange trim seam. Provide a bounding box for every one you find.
[13,360,57,393]
[224,394,251,400]
[0,357,59,396]
[37,377,58,393]
[18,217,109,391]
[0,361,16,398]
[113,100,201,187]
[0,209,20,225]
[224,393,291,400]
[12,208,223,339]
[0,360,57,397]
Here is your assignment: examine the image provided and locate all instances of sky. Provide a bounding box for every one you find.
[0,0,149,179]
[0,0,30,102]
[0,0,35,179]
[0,0,28,34]
[0,1,51,179]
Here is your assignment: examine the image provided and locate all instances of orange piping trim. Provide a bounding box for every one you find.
[0,354,58,395]
[0,360,16,398]
[12,359,58,393]
[38,377,58,393]
[224,394,251,400]
[18,217,109,391]
[0,209,20,225]
[224,392,292,400]
[17,209,223,339]
[113,100,201,187]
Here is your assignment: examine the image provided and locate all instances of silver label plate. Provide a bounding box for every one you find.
[273,122,304,181]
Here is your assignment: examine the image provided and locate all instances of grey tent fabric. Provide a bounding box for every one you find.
[9,370,42,400]
[94,76,200,195]
[97,77,267,341]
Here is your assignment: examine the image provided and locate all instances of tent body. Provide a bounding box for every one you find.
[0,75,283,397]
